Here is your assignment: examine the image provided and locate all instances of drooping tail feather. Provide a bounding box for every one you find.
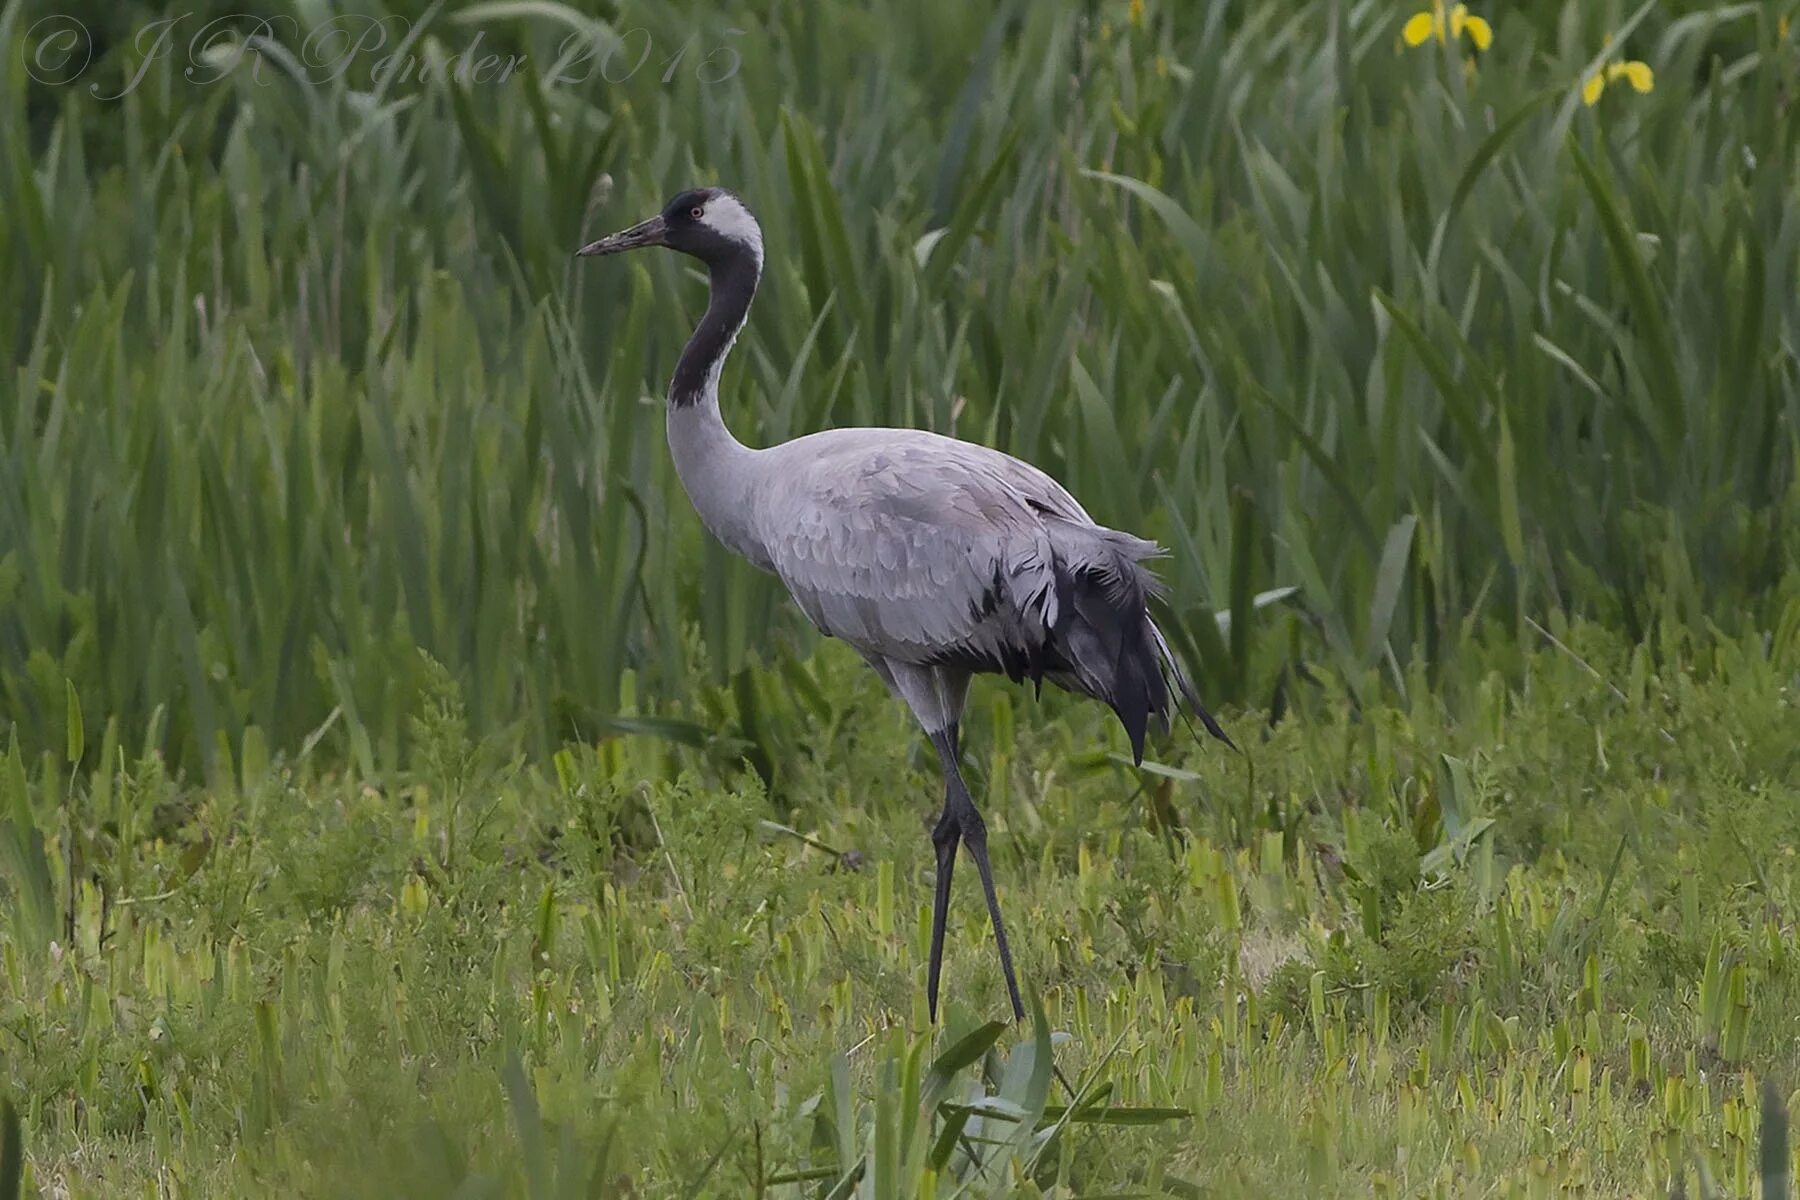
[1042,521,1233,761]
[1149,619,1238,753]
[1063,569,1161,762]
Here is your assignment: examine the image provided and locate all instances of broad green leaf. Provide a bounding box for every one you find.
[1365,515,1418,665]
[63,679,82,766]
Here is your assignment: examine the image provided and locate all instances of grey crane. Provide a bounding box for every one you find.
[577,186,1233,1022]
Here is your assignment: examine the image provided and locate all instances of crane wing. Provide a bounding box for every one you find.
[755,432,1072,670]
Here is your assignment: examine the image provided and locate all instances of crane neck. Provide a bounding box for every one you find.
[663,244,769,569]
[669,249,760,410]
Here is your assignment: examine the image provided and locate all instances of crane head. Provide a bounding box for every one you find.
[575,187,763,269]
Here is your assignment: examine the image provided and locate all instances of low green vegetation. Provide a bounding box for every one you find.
[4,0,1800,1194]
[7,624,1800,1195]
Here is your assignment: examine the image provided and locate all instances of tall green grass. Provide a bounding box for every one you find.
[1,0,1796,774]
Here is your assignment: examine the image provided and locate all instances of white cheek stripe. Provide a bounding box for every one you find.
[701,195,764,265]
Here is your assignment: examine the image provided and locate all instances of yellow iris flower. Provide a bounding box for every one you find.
[1403,1,1493,51]
[1582,41,1654,106]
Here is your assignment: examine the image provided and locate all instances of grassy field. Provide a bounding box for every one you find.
[9,627,1800,1196]
[3,0,1800,1194]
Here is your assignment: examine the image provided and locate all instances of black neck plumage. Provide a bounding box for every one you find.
[669,250,760,409]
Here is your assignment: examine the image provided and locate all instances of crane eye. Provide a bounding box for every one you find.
[690,205,705,219]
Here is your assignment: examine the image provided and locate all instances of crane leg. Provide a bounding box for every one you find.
[928,726,1025,1023]
[957,790,1025,1021]
[926,789,960,1023]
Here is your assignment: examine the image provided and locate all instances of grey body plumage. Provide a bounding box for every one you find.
[754,428,1225,761]
[578,186,1232,1022]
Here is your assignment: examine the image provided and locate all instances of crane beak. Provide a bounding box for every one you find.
[575,214,667,257]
